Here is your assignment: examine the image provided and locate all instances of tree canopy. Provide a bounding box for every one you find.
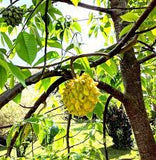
[0,0,156,159]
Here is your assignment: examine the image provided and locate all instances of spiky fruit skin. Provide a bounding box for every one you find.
[2,6,23,27]
[61,73,100,117]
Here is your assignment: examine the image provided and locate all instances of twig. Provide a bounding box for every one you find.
[103,95,112,160]
[26,135,67,156]
[138,40,154,51]
[45,105,63,114]
[19,104,34,109]
[0,124,13,129]
[17,52,109,69]
[70,57,76,78]
[66,114,72,159]
[139,53,156,64]
[60,136,89,152]
[136,25,156,34]
[151,39,156,47]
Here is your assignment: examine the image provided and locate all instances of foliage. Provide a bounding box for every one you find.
[0,0,156,159]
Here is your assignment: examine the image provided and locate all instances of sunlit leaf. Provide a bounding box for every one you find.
[34,51,59,66]
[120,24,133,37]
[7,62,26,87]
[72,22,81,32]
[151,28,156,36]
[121,12,139,22]
[1,32,13,49]
[13,93,21,104]
[70,0,80,6]
[15,31,37,65]
[0,66,7,88]
[47,40,62,48]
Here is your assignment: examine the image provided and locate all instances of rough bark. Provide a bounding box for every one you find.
[121,51,156,160]
[110,0,156,159]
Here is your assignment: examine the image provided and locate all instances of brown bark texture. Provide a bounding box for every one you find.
[110,0,156,159]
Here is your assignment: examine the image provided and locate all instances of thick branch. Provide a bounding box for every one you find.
[97,81,126,103]
[0,70,71,109]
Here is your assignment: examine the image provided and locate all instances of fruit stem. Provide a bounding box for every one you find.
[70,57,76,78]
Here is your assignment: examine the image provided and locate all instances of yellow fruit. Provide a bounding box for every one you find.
[60,73,100,116]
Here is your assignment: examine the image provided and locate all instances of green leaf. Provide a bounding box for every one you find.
[0,66,7,88]
[119,23,133,37]
[34,51,59,66]
[101,59,118,78]
[9,75,14,88]
[1,32,13,49]
[7,125,19,147]
[89,24,96,37]
[15,31,37,65]
[13,93,21,104]
[70,0,80,6]
[72,22,81,32]
[32,123,40,135]
[0,48,6,58]
[49,6,62,16]
[94,102,104,119]
[63,28,71,43]
[0,58,9,71]
[121,12,139,22]
[47,40,62,48]
[7,62,26,87]
[79,57,93,77]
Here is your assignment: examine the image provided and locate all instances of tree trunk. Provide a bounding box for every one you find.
[110,0,156,159]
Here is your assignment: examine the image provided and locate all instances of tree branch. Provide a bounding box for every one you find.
[97,81,125,103]
[0,124,13,129]
[53,0,148,15]
[139,53,156,64]
[91,0,156,67]
[52,0,112,15]
[0,70,71,109]
[16,53,109,69]
[6,77,66,157]
[136,25,156,34]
